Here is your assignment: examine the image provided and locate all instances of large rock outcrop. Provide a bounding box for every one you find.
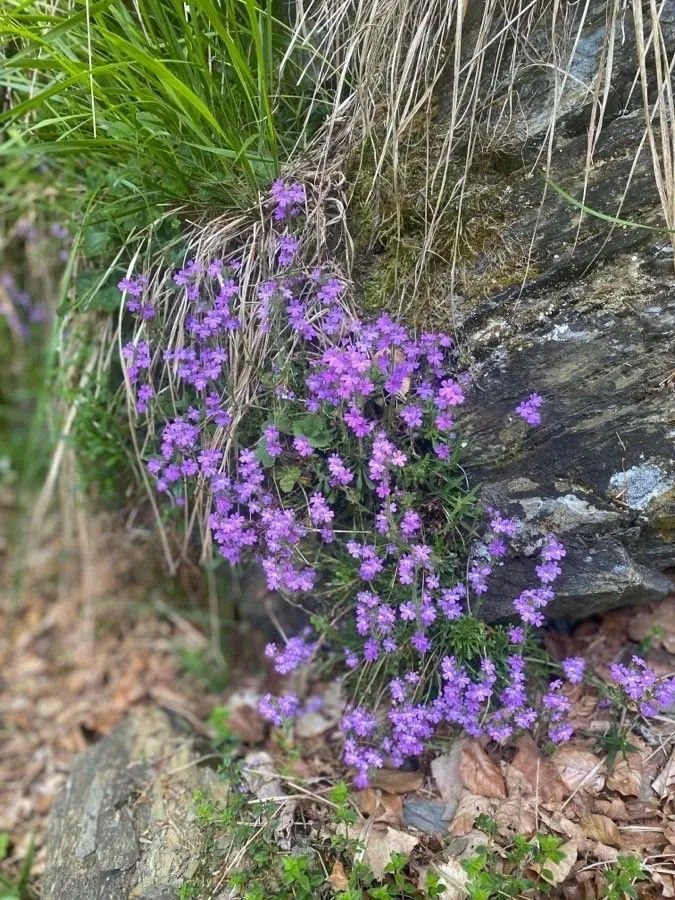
[463,256,674,619]
[43,707,226,900]
[454,3,675,617]
[351,0,675,619]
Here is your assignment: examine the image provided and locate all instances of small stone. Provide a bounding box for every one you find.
[402,800,451,834]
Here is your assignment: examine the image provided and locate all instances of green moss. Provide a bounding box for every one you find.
[653,512,675,543]
[346,114,533,331]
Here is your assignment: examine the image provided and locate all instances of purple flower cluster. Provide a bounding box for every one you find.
[258,692,301,726]
[126,181,581,784]
[513,534,566,626]
[562,656,586,684]
[118,274,154,319]
[1,272,48,337]
[515,392,544,427]
[610,656,675,718]
[265,632,316,675]
[271,180,306,220]
[542,679,573,743]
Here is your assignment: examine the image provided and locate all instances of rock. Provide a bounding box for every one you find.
[462,259,674,620]
[348,0,675,621]
[442,6,675,619]
[43,707,225,900]
[402,800,452,834]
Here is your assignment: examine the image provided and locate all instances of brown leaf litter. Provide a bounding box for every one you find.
[0,509,221,886]
[2,493,674,899]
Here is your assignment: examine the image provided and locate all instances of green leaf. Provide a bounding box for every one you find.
[291,414,331,448]
[254,439,274,469]
[278,466,301,494]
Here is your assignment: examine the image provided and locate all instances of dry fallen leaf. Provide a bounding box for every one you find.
[421,859,469,900]
[355,789,403,823]
[593,797,631,821]
[653,746,675,800]
[295,711,333,739]
[366,769,424,794]
[241,750,283,801]
[538,810,586,846]
[448,794,495,836]
[606,747,644,797]
[552,746,605,795]
[616,830,664,852]
[511,734,567,804]
[226,703,266,744]
[588,841,619,863]
[532,839,578,886]
[653,871,675,899]
[459,742,506,799]
[355,825,419,881]
[580,814,621,848]
[329,860,349,892]
[628,600,675,653]
[493,797,537,837]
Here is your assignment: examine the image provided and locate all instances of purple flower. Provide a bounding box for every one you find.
[411,631,431,654]
[271,180,306,220]
[344,648,359,669]
[541,534,566,562]
[435,379,464,409]
[468,563,491,595]
[309,492,333,526]
[490,514,518,537]
[363,639,379,662]
[341,705,378,737]
[264,425,283,458]
[207,258,223,278]
[293,436,314,457]
[435,412,455,431]
[536,560,562,584]
[399,404,423,428]
[487,538,507,557]
[359,547,383,581]
[439,585,464,619]
[516,393,544,427]
[508,626,525,644]
[399,601,416,622]
[278,234,299,267]
[328,454,354,487]
[562,656,585,684]
[610,657,656,701]
[264,635,315,674]
[400,510,422,538]
[118,273,148,296]
[344,406,373,438]
[136,383,154,414]
[549,722,574,743]
[259,692,301,726]
[542,679,571,724]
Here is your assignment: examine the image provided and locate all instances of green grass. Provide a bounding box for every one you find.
[1,0,327,230]
[0,833,36,900]
[0,0,332,507]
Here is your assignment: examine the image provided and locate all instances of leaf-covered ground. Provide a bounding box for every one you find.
[1,496,673,897]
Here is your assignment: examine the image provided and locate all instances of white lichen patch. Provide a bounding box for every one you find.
[542,322,597,342]
[609,464,674,510]
[518,493,619,531]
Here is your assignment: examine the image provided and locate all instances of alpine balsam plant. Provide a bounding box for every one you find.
[118,183,675,786]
